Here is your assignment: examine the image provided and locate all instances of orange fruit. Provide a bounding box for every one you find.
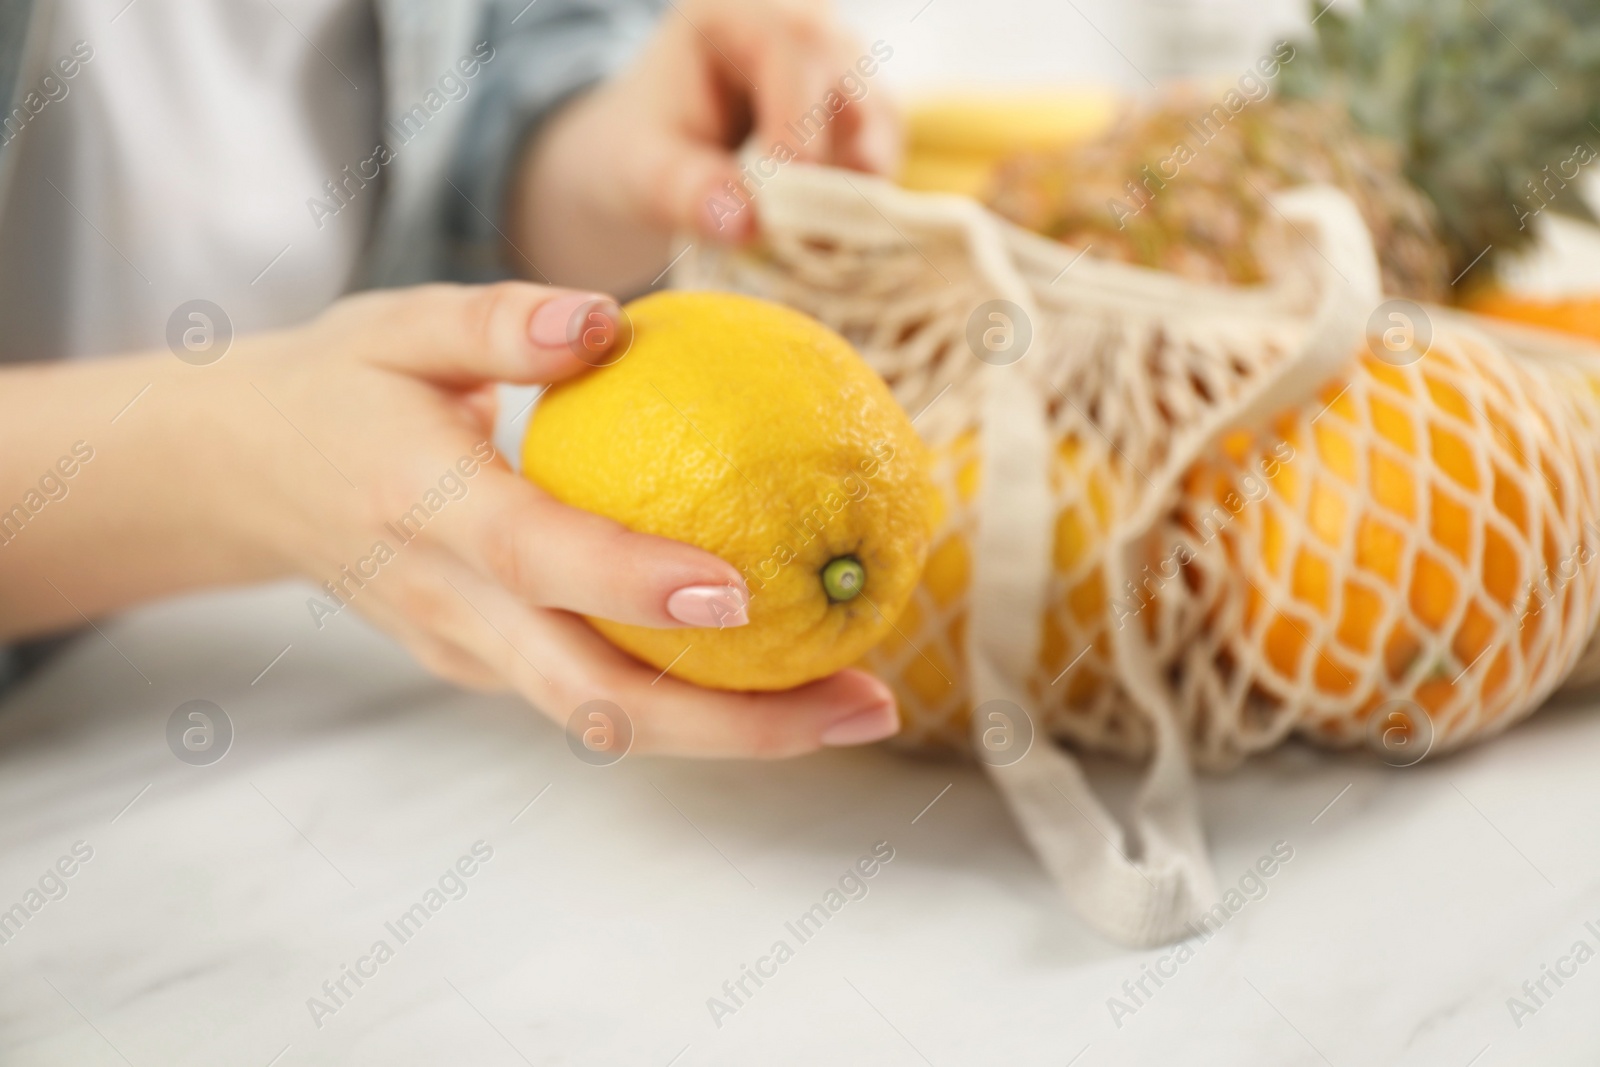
[867,327,1600,762]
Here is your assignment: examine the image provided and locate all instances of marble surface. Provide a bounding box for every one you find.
[2,582,1600,1066]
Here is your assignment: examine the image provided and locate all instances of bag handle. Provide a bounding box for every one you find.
[969,365,1218,946]
[970,186,1381,946]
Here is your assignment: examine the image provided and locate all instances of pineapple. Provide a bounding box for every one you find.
[984,0,1600,302]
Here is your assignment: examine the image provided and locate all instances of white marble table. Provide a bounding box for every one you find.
[1,581,1598,1066]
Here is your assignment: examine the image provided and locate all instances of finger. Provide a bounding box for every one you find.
[626,666,902,759]
[847,101,902,176]
[456,383,501,438]
[629,129,755,243]
[545,610,903,758]
[412,562,900,758]
[406,634,508,693]
[353,595,509,692]
[752,48,837,166]
[331,282,626,386]
[698,1,865,169]
[432,469,751,628]
[826,44,901,176]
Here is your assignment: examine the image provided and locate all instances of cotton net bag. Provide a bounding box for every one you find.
[672,162,1600,946]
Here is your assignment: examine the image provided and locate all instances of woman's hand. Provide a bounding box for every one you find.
[0,282,899,757]
[511,0,900,293]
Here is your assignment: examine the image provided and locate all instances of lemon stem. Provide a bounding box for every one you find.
[822,555,866,603]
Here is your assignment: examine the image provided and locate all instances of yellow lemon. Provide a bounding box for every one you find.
[522,291,936,691]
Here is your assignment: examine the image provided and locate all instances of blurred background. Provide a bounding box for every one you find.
[844,0,1309,90]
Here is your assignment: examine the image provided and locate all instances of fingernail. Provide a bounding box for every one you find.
[666,584,749,628]
[699,193,755,244]
[530,292,615,351]
[820,700,899,747]
[858,119,901,176]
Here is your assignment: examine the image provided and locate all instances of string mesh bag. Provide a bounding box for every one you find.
[673,163,1600,946]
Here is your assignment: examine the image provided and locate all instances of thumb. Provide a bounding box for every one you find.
[333,282,628,386]
[633,132,757,244]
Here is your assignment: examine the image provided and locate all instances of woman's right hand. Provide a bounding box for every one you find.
[0,282,900,757]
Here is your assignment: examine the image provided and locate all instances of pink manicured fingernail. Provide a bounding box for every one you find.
[666,584,749,628]
[699,194,755,244]
[820,700,900,746]
[858,120,900,176]
[530,292,615,350]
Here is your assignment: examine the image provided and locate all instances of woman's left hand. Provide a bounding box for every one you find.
[511,0,900,293]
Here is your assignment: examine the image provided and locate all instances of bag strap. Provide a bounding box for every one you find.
[968,363,1218,945]
[969,186,1381,946]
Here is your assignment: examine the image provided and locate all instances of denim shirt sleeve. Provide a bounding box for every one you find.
[445,0,665,281]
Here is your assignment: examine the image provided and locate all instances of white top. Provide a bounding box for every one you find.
[0,0,380,362]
